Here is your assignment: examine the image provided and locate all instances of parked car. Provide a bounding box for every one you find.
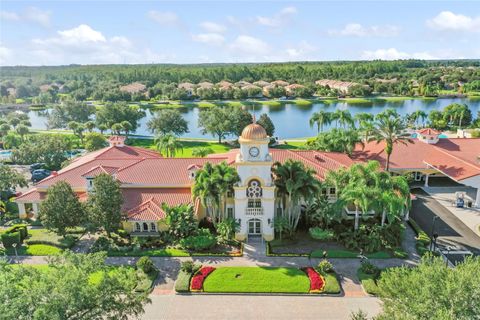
[31,169,51,182]
[29,163,45,173]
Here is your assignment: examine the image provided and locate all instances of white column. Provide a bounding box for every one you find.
[32,203,40,219]
[18,203,26,219]
[475,188,480,208]
[424,174,430,187]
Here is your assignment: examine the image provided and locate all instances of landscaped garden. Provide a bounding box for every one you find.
[0,224,82,256]
[175,261,341,294]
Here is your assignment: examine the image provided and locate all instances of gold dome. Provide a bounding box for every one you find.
[241,123,268,140]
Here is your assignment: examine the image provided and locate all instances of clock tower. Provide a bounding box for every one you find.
[233,120,275,241]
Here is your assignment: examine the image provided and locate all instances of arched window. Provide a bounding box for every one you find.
[246,179,262,198]
[135,223,141,232]
[150,223,157,232]
[142,222,148,232]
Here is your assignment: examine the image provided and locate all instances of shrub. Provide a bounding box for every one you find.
[317,259,334,273]
[90,236,115,252]
[6,224,28,240]
[308,227,335,241]
[360,261,380,276]
[179,229,216,251]
[362,278,381,296]
[1,231,21,248]
[175,270,192,293]
[180,261,196,274]
[116,229,129,238]
[136,256,156,274]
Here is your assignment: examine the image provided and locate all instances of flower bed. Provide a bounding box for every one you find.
[302,267,325,293]
[190,266,216,292]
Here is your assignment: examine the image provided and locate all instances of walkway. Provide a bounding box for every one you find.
[141,295,382,320]
[71,232,99,254]
[411,188,480,256]
[424,186,480,237]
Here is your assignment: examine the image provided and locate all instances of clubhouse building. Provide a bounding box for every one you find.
[15,124,480,240]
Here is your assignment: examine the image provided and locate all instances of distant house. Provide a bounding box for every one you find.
[271,80,289,87]
[315,79,360,94]
[285,84,305,96]
[197,82,214,90]
[241,84,262,97]
[253,80,271,88]
[235,81,251,88]
[120,82,147,95]
[217,80,233,88]
[178,82,195,96]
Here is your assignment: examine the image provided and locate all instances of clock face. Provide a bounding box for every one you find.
[249,147,260,158]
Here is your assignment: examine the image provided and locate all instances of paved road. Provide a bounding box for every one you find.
[410,188,480,258]
[140,295,381,320]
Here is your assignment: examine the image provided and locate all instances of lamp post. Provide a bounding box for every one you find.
[429,216,439,251]
[432,233,438,252]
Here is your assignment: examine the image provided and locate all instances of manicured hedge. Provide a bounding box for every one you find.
[1,231,21,248]
[5,224,28,240]
[175,270,193,293]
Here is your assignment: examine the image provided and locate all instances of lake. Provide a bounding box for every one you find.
[27,98,480,139]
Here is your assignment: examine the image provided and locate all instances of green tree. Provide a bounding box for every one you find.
[154,133,183,157]
[230,107,253,137]
[1,132,22,149]
[8,117,21,129]
[67,121,86,145]
[305,128,362,156]
[198,106,232,143]
[332,109,354,129]
[0,251,150,319]
[15,124,29,141]
[88,173,124,237]
[95,101,145,133]
[272,160,320,233]
[39,181,86,236]
[84,132,108,151]
[111,123,123,135]
[373,109,411,171]
[11,135,71,170]
[163,203,197,239]
[309,111,332,133]
[147,109,189,136]
[120,120,133,139]
[377,256,480,320]
[85,120,96,132]
[0,164,28,193]
[256,113,275,137]
[191,147,214,158]
[47,100,96,129]
[0,123,10,137]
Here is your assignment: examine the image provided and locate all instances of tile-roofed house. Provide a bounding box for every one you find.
[119,82,147,94]
[253,80,271,87]
[271,80,289,87]
[217,80,233,88]
[285,84,305,96]
[197,81,214,89]
[234,80,251,88]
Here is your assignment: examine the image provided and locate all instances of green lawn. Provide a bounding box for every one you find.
[357,269,381,296]
[5,244,62,256]
[26,228,79,249]
[127,138,231,157]
[203,267,310,293]
[319,271,341,294]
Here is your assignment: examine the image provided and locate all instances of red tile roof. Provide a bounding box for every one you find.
[15,189,45,202]
[417,128,441,135]
[122,188,193,221]
[81,165,119,177]
[353,138,480,181]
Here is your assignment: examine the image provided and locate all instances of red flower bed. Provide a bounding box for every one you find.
[302,267,325,293]
[190,266,216,291]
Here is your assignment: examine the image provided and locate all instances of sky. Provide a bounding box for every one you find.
[0,0,479,66]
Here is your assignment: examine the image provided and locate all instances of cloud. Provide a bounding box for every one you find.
[191,33,225,46]
[256,6,297,28]
[285,41,316,58]
[426,11,480,32]
[200,21,226,33]
[328,23,400,37]
[1,24,172,65]
[0,7,51,27]
[361,48,436,60]
[229,35,271,55]
[147,10,179,26]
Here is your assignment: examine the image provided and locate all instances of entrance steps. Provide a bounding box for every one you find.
[243,236,266,259]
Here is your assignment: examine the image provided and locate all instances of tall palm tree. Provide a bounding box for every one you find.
[412,110,427,128]
[154,133,183,157]
[309,111,332,133]
[212,162,240,219]
[333,109,354,128]
[373,109,412,172]
[192,162,220,223]
[354,112,374,129]
[272,159,320,232]
[340,184,371,231]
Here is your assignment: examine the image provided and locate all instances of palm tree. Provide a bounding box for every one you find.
[212,162,240,219]
[85,121,96,132]
[359,120,375,143]
[334,109,354,129]
[309,111,332,133]
[340,184,371,231]
[191,147,214,158]
[412,110,427,128]
[373,109,412,172]
[192,162,220,223]
[15,124,29,141]
[154,133,183,157]
[354,112,374,129]
[272,159,320,232]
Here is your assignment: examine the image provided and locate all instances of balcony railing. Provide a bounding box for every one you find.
[245,207,263,216]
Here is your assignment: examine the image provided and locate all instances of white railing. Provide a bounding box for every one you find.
[245,207,263,216]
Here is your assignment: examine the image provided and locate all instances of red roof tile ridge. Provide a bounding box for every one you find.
[288,149,350,170]
[431,144,480,171]
[126,146,162,157]
[116,158,147,173]
[15,188,39,200]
